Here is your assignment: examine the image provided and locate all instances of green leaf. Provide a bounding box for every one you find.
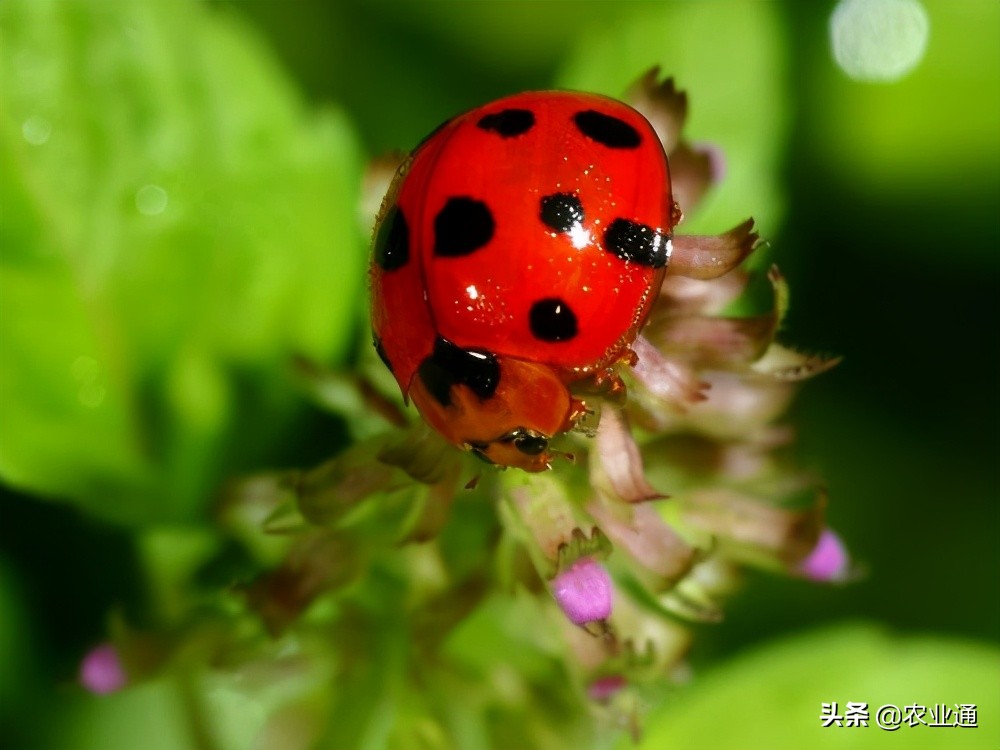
[626,623,1000,750]
[52,678,195,750]
[0,0,364,523]
[52,669,328,750]
[557,2,789,237]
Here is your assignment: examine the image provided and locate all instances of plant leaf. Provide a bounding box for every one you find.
[0,0,364,523]
[626,623,1000,750]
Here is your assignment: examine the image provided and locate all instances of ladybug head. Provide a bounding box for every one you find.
[408,356,577,472]
[467,428,551,470]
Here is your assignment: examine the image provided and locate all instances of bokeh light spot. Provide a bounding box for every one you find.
[79,643,127,694]
[830,0,929,82]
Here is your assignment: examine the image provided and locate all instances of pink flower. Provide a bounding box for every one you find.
[552,558,613,625]
[79,643,127,695]
[588,674,627,703]
[797,529,850,582]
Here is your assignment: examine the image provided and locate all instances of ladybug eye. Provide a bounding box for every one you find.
[514,434,548,456]
[498,428,549,456]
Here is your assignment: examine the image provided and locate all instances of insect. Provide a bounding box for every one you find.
[370,89,679,472]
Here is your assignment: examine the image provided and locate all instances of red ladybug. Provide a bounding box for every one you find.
[370,91,676,471]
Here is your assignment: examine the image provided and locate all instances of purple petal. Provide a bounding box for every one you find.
[693,140,727,183]
[594,406,664,503]
[798,529,849,582]
[552,559,613,625]
[669,143,714,216]
[79,643,126,695]
[669,219,759,280]
[631,335,708,408]
[625,68,688,154]
[588,674,627,702]
[587,500,695,586]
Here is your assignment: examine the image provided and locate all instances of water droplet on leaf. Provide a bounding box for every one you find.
[136,184,168,215]
[22,115,52,145]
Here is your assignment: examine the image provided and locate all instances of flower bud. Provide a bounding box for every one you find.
[79,643,126,695]
[588,674,627,703]
[551,558,613,626]
[797,528,850,582]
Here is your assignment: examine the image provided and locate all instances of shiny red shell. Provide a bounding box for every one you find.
[371,90,674,401]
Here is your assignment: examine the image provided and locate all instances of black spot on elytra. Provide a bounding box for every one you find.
[604,218,670,268]
[373,205,409,271]
[373,336,393,373]
[529,298,578,342]
[477,108,535,138]
[540,193,584,234]
[573,110,641,149]
[434,197,495,257]
[418,336,500,407]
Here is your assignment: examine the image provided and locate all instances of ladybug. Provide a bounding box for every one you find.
[370,90,676,472]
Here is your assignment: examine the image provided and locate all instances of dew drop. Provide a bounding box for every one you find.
[136,184,168,216]
[22,115,52,145]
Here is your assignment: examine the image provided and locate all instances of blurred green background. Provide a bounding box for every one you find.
[1,1,997,748]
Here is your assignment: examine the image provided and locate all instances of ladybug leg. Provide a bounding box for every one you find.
[602,373,629,405]
[566,396,589,428]
[570,370,629,406]
[670,219,760,280]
